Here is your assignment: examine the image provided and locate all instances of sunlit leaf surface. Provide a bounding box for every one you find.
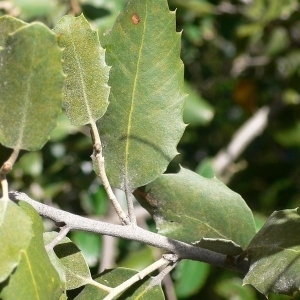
[53,14,110,126]
[98,0,186,190]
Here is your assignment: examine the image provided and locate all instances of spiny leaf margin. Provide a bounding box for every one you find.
[98,0,186,190]
[53,14,110,126]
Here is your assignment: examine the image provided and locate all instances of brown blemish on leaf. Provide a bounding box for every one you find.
[131,13,140,25]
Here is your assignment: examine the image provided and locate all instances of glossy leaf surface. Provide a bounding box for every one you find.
[98,0,186,190]
[75,267,165,300]
[0,199,33,283]
[0,21,63,151]
[53,14,110,126]
[244,208,300,296]
[137,168,256,255]
[0,202,62,300]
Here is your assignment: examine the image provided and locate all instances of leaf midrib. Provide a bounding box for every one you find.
[67,21,94,123]
[124,4,148,187]
[184,213,228,239]
[17,54,34,149]
[23,250,40,299]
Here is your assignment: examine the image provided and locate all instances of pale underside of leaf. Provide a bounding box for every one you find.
[53,14,110,126]
[98,0,186,190]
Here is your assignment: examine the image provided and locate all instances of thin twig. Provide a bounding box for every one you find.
[0,149,20,199]
[153,250,178,300]
[99,201,118,272]
[0,148,20,176]
[212,106,270,176]
[103,257,170,300]
[86,278,112,293]
[9,191,250,274]
[45,225,71,252]
[0,178,9,200]
[99,235,117,272]
[125,184,137,225]
[149,260,178,288]
[90,121,130,225]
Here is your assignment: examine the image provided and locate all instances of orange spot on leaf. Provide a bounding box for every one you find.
[131,14,140,25]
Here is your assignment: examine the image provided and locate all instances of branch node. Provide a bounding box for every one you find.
[93,142,101,154]
[1,162,12,174]
[0,148,20,176]
[45,224,70,252]
[162,253,179,263]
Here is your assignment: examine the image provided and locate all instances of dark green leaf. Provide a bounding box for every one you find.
[98,0,186,190]
[0,22,63,151]
[137,167,256,255]
[274,122,300,148]
[53,14,110,126]
[244,208,300,296]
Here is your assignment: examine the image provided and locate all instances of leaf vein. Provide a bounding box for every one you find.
[68,22,93,123]
[23,250,40,299]
[124,4,148,187]
[182,214,228,239]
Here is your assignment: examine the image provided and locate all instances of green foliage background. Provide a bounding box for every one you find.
[1,0,300,299]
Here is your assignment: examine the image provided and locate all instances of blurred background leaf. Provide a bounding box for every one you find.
[1,0,300,298]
